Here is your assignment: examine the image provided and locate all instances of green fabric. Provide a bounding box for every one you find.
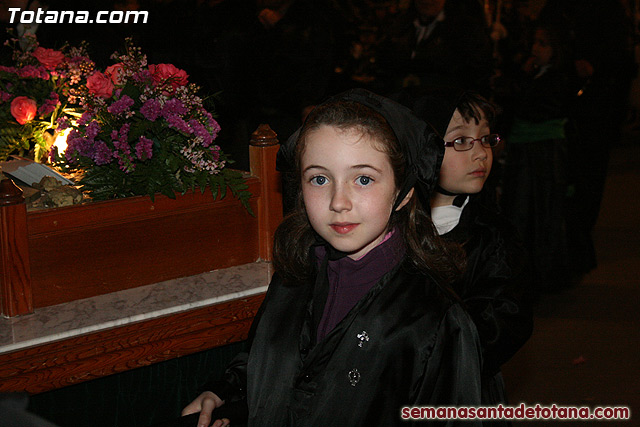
[508,118,568,143]
[27,341,247,427]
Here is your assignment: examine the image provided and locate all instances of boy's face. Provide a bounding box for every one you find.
[439,109,493,196]
[532,28,553,67]
[301,125,410,260]
[415,0,446,20]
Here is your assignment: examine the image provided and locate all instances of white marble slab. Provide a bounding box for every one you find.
[0,261,272,355]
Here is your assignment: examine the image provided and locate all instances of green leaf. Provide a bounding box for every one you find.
[0,125,24,161]
[120,82,142,102]
[161,185,176,199]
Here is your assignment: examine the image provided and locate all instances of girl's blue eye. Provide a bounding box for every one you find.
[311,176,327,186]
[356,176,372,186]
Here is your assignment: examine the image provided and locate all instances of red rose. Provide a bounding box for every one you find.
[32,47,65,70]
[86,71,114,98]
[105,63,125,86]
[10,96,37,125]
[149,64,188,90]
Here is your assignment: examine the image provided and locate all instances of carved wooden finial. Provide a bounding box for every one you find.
[250,124,279,147]
[0,176,25,206]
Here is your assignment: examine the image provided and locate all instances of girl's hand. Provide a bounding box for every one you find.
[182,392,229,427]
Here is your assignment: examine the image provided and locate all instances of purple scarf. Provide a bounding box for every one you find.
[315,229,406,342]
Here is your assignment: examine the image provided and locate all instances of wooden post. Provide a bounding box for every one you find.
[249,124,282,262]
[0,176,33,316]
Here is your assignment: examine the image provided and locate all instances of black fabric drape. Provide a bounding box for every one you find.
[202,263,482,426]
[442,194,534,426]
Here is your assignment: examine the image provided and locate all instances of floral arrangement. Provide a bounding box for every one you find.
[0,32,90,162]
[51,39,251,208]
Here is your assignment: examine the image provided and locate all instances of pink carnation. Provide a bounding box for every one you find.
[10,96,37,125]
[32,47,65,70]
[105,63,125,86]
[87,71,114,99]
[149,63,188,91]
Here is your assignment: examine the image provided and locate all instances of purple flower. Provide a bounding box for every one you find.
[119,123,130,139]
[135,136,154,160]
[209,118,221,139]
[37,101,56,117]
[112,123,130,148]
[210,145,221,162]
[111,123,131,154]
[67,128,81,140]
[161,98,187,117]
[109,124,134,173]
[77,111,94,126]
[65,133,89,162]
[189,119,213,147]
[165,114,192,134]
[86,121,101,140]
[37,92,61,117]
[200,109,221,137]
[140,98,161,121]
[56,116,70,130]
[107,95,134,115]
[91,140,114,165]
[16,65,49,79]
[116,153,135,173]
[133,69,153,84]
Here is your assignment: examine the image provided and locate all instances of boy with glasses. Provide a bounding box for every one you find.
[415,90,533,425]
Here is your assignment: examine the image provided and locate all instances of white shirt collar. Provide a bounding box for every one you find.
[431,195,469,235]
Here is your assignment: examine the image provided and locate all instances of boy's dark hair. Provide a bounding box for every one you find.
[411,88,499,138]
[273,98,464,284]
[456,91,498,129]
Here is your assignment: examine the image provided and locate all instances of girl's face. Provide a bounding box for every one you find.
[301,125,410,260]
[437,110,493,204]
[531,28,553,67]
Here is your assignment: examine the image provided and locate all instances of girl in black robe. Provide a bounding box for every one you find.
[180,89,482,426]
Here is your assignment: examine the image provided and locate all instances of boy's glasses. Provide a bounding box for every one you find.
[444,134,501,151]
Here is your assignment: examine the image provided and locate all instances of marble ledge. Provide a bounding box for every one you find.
[0,261,272,355]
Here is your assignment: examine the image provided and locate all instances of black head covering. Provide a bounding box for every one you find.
[276,88,444,210]
[411,86,465,138]
[409,86,468,198]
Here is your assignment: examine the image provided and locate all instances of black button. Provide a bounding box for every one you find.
[302,374,311,382]
[300,347,309,355]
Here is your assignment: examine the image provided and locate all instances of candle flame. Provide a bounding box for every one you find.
[53,127,71,154]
